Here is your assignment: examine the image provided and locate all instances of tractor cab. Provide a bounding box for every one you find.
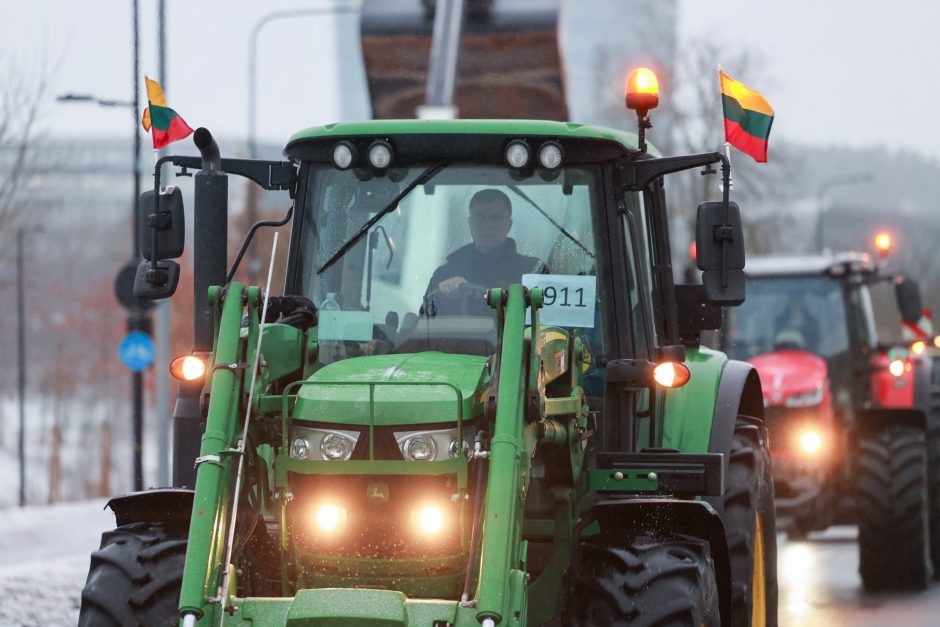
[287,125,604,364]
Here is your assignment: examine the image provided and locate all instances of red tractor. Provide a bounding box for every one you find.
[720,252,940,591]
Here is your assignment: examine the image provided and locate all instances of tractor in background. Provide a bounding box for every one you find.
[721,251,939,591]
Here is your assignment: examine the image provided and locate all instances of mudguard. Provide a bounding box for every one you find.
[913,356,937,413]
[704,359,764,513]
[105,488,195,527]
[575,498,732,627]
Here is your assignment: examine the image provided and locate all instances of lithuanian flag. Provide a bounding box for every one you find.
[719,70,774,163]
[141,76,193,150]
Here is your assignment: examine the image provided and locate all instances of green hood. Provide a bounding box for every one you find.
[294,352,490,426]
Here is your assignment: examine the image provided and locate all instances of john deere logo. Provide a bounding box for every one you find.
[367,482,389,504]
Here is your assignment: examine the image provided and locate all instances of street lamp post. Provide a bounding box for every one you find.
[16,226,41,506]
[815,172,873,252]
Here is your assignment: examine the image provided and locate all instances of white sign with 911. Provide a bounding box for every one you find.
[522,274,596,328]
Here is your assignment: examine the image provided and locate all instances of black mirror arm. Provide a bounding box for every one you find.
[620,152,724,191]
[713,152,732,288]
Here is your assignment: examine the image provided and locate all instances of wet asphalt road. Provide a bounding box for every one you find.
[778,525,940,626]
[3,500,940,626]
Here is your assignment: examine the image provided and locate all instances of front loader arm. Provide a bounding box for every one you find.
[178,283,255,623]
[475,284,541,625]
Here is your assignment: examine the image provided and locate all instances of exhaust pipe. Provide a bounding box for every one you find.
[173,127,228,487]
[194,127,221,172]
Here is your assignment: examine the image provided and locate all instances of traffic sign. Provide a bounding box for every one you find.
[115,261,155,311]
[120,331,155,371]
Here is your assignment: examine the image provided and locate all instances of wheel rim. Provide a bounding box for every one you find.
[751,511,767,627]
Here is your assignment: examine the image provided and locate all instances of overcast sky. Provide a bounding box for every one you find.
[4,0,940,161]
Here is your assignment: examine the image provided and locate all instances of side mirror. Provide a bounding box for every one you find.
[134,259,180,299]
[138,186,185,260]
[895,276,923,324]
[696,201,745,305]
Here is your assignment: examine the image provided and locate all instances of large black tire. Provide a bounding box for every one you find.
[856,424,932,591]
[924,370,940,575]
[569,534,720,627]
[78,522,187,627]
[723,419,778,627]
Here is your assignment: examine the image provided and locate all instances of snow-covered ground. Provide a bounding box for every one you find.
[0,498,114,627]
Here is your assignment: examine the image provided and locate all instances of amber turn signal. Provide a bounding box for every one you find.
[170,355,207,382]
[653,361,691,388]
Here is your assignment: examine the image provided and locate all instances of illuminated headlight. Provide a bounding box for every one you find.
[784,386,824,408]
[538,142,563,169]
[505,140,530,168]
[413,506,444,535]
[314,504,347,533]
[332,142,355,169]
[889,359,906,377]
[799,430,823,455]
[368,141,392,169]
[395,428,469,462]
[289,426,359,460]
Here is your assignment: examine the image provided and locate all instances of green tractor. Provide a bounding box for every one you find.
[79,73,776,626]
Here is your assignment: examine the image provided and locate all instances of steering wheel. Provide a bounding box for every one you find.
[424,281,490,316]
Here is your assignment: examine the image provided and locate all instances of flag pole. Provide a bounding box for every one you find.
[724,141,734,191]
[717,64,733,192]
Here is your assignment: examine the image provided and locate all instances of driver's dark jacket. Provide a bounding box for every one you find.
[424,238,546,315]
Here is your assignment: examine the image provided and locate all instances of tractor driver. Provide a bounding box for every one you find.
[424,188,546,316]
[774,295,820,353]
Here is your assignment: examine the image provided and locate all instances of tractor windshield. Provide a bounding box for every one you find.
[723,276,849,361]
[297,163,605,363]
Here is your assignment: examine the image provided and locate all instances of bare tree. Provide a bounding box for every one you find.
[667,39,802,255]
[0,53,53,245]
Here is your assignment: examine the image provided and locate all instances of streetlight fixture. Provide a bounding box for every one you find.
[814,172,873,252]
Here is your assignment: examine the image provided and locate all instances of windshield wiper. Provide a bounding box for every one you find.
[507,184,595,260]
[317,162,446,275]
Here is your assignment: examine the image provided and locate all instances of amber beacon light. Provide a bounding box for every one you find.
[874,231,892,257]
[625,67,660,112]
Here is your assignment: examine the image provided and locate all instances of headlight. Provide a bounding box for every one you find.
[289,426,360,460]
[889,359,906,377]
[314,504,347,533]
[799,430,823,454]
[394,428,469,462]
[784,386,824,408]
[413,506,445,535]
[290,437,309,459]
[321,433,355,460]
